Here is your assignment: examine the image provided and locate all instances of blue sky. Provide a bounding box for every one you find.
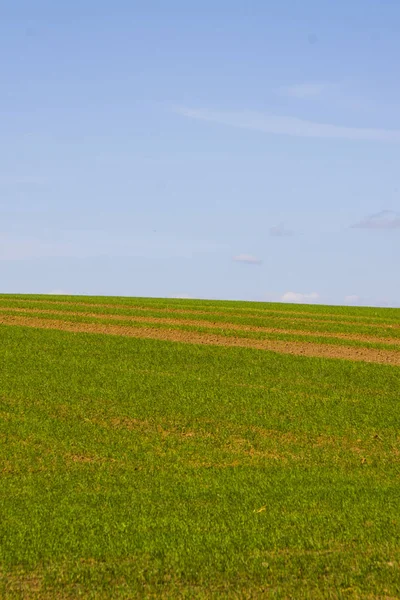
[1,0,400,306]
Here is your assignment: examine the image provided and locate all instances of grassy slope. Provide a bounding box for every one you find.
[2,296,400,351]
[1,296,400,598]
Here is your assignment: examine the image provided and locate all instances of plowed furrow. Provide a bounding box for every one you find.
[1,306,400,346]
[2,298,399,328]
[1,315,399,366]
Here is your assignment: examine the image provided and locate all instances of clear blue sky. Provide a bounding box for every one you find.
[1,0,400,306]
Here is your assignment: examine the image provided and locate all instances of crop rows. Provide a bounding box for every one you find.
[1,295,399,598]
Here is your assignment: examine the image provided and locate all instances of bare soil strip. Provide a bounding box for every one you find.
[0,300,400,332]
[1,314,400,366]
[3,297,399,328]
[1,306,400,346]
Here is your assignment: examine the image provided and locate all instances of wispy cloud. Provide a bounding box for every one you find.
[0,231,227,261]
[270,223,294,237]
[0,175,48,186]
[277,82,333,99]
[344,294,392,307]
[233,254,263,265]
[351,210,400,230]
[281,292,320,303]
[177,107,400,142]
[0,234,61,261]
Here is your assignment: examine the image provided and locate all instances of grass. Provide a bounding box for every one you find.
[0,295,399,598]
[2,307,400,353]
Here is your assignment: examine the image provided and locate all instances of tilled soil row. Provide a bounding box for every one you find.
[0,300,400,332]
[2,297,399,328]
[1,306,400,347]
[1,314,400,366]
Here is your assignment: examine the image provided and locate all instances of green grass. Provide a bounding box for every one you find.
[1,295,400,598]
[2,305,400,354]
[3,293,400,320]
[2,293,400,324]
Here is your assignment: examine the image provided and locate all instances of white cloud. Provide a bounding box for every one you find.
[277,82,332,98]
[233,254,263,265]
[281,292,320,303]
[177,107,400,142]
[351,210,400,230]
[270,223,294,237]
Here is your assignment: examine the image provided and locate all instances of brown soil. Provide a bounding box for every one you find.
[4,297,400,328]
[1,306,400,346]
[1,314,400,366]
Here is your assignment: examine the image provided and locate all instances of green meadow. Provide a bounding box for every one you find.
[0,295,399,598]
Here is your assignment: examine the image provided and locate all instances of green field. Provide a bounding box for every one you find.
[1,295,399,598]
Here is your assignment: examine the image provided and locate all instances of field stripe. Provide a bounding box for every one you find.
[2,297,399,327]
[1,314,400,365]
[1,306,400,346]
[1,302,400,336]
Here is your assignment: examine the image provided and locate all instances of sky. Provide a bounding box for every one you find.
[1,0,400,306]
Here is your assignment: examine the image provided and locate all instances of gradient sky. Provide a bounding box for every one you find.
[1,0,400,306]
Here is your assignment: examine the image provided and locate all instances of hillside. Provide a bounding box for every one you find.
[1,295,399,598]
